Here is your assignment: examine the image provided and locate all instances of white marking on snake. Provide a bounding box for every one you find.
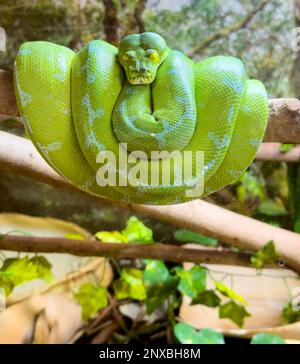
[208,132,230,148]
[228,169,242,179]
[82,94,104,125]
[248,138,260,147]
[14,67,33,107]
[18,48,32,56]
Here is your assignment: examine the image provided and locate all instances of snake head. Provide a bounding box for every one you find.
[118,32,168,85]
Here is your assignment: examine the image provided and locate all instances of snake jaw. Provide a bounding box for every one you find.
[127,72,155,85]
[122,58,158,85]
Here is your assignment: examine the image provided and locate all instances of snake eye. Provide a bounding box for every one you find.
[122,54,129,62]
[149,52,159,62]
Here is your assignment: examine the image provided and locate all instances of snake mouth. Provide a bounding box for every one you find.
[128,72,154,85]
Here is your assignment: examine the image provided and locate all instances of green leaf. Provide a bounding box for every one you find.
[264,219,282,227]
[94,216,153,244]
[122,216,153,244]
[279,143,295,153]
[174,322,225,344]
[95,231,128,243]
[113,268,146,301]
[215,281,247,305]
[64,233,85,240]
[0,275,14,296]
[174,229,217,247]
[251,240,279,269]
[281,302,300,324]
[74,283,108,321]
[196,328,225,344]
[29,256,54,283]
[237,171,265,203]
[175,265,206,299]
[0,256,54,296]
[219,300,250,327]
[257,200,287,217]
[174,322,199,344]
[0,257,38,285]
[192,290,221,307]
[250,333,285,344]
[143,260,178,314]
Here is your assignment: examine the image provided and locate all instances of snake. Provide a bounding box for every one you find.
[13,32,269,205]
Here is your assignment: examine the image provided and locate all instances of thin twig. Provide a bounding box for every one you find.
[91,321,120,344]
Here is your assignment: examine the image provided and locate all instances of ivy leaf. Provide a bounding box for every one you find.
[174,322,224,344]
[174,229,217,247]
[174,322,199,344]
[0,257,38,285]
[95,231,128,243]
[251,240,279,269]
[250,333,285,344]
[113,268,146,301]
[122,216,153,244]
[219,300,250,327]
[279,143,295,153]
[175,265,206,299]
[0,256,54,296]
[196,328,225,344]
[94,216,153,244]
[29,256,54,283]
[0,275,14,296]
[192,290,221,307]
[215,281,247,305]
[74,283,108,321]
[143,260,178,314]
[281,302,300,324]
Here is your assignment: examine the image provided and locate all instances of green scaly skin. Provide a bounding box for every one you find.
[14,32,269,205]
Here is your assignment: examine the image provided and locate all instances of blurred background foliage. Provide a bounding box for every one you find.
[0,0,294,96]
[0,0,298,236]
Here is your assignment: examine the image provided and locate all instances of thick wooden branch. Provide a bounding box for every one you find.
[132,203,300,273]
[0,235,254,267]
[256,143,300,162]
[0,70,19,117]
[265,98,300,143]
[0,131,300,273]
[1,70,300,143]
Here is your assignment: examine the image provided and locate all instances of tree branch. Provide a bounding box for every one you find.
[2,71,300,143]
[0,70,19,117]
[103,0,123,45]
[0,131,300,272]
[264,98,300,143]
[133,0,146,33]
[188,0,270,57]
[0,235,263,268]
[256,143,300,162]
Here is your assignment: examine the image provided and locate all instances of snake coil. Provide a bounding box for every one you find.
[14,32,268,205]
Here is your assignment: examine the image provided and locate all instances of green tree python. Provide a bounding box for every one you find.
[14,32,268,205]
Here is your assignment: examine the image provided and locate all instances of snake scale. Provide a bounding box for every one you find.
[14,32,269,205]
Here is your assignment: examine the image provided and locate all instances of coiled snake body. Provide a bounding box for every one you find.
[14,32,268,205]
